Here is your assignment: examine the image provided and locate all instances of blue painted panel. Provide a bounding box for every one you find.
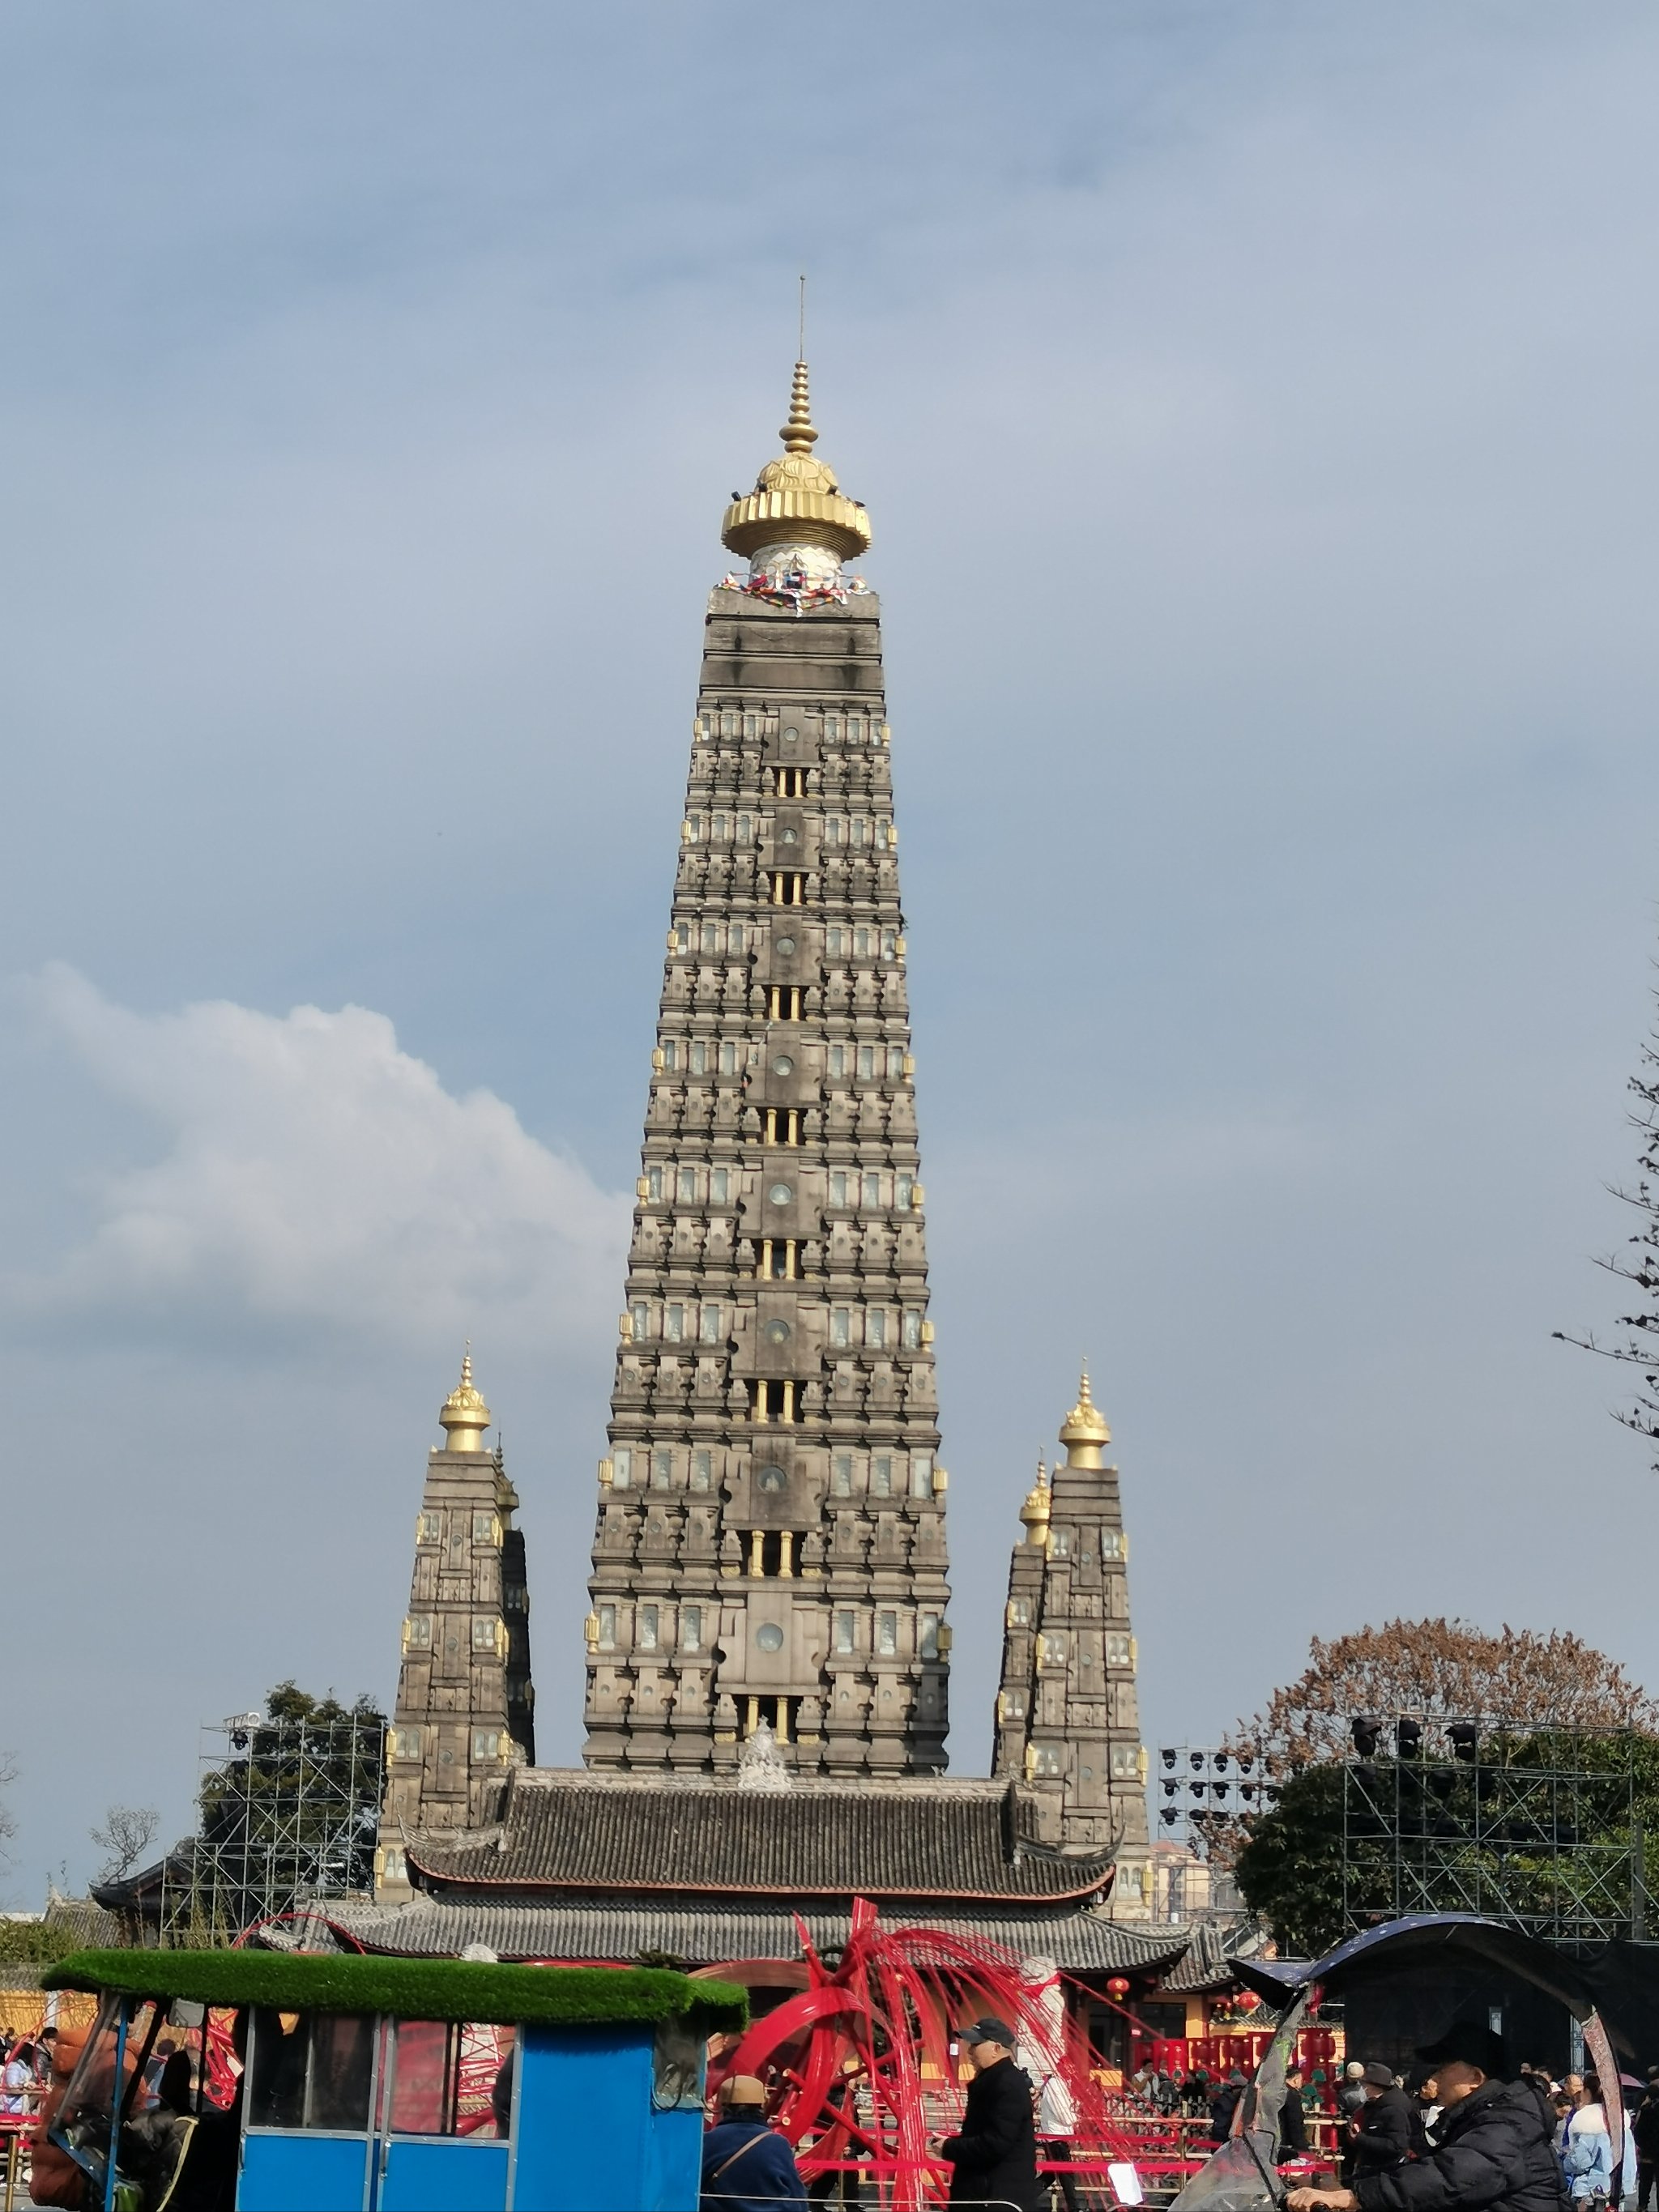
[239,2130,369,2211]
[382,2138,510,2211]
[509,2027,699,2212]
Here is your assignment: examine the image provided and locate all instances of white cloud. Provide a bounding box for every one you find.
[15,963,627,1350]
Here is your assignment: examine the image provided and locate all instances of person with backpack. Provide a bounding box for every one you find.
[1210,2070,1249,2144]
[702,2074,808,2212]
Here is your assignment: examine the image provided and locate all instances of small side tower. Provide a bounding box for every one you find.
[376,1353,535,1899]
[992,1371,1149,1915]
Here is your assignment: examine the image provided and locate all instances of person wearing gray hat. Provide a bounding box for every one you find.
[934,2021,1042,2210]
[1351,2064,1423,2184]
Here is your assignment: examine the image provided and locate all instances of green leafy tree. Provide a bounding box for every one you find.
[1228,1626,1659,1954]
[1231,1764,1348,1957]
[0,1920,80,1967]
[183,1682,386,1940]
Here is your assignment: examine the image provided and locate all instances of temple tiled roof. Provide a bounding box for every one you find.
[404,1770,1119,1904]
[305,1895,1197,1975]
[1157,1919,1266,1993]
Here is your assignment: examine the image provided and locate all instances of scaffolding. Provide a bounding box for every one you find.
[159,1707,386,1945]
[1341,1717,1652,1944]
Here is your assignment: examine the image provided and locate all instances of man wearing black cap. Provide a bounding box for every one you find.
[935,2018,1042,2211]
[1287,2023,1567,2212]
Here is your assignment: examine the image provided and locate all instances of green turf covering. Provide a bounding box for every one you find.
[43,1948,747,2031]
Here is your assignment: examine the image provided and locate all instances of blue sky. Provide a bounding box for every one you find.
[2,2,1657,1899]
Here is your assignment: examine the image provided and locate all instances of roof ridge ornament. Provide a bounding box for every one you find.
[736,1724,795,1792]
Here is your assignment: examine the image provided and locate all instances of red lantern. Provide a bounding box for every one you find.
[1235,1991,1260,2013]
[1107,1976,1131,1998]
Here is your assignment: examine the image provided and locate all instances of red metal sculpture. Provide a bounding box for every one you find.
[708,1899,1132,2208]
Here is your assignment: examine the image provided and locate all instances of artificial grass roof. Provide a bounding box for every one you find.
[43,1949,746,2034]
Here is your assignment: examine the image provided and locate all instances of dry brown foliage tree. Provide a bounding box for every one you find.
[1230,1618,1659,1772]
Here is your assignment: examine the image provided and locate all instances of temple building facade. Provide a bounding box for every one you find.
[992,1375,1150,1912]
[367,358,1165,1962]
[582,360,950,1778]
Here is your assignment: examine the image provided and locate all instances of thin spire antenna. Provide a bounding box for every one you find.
[798,273,807,360]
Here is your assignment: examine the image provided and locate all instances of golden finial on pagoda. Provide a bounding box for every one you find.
[1019,1455,1051,1539]
[439,1345,492,1453]
[1057,1364,1111,1469]
[720,355,872,565]
[780,358,819,454]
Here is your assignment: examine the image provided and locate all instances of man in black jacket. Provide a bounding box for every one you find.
[936,2017,1042,2211]
[1353,2063,1424,2181]
[1287,2027,1568,2212]
[1281,2068,1311,2160]
[1632,2067,1659,2212]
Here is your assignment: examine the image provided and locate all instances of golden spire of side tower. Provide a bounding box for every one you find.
[1057,1364,1111,1469]
[439,1346,492,1453]
[1019,1454,1052,1539]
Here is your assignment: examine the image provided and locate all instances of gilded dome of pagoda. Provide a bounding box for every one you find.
[721,360,872,564]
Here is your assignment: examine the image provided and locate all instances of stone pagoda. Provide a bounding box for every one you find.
[992,1372,1150,1914]
[582,358,951,1777]
[376,1354,535,1896]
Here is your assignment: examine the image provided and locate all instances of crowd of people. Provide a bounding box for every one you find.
[1285,2031,1659,2212]
[699,2021,1659,2212]
[0,2027,58,2113]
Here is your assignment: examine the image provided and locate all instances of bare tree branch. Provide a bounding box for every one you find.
[1560,992,1659,1468]
[89,1804,159,1886]
[0,1750,16,1867]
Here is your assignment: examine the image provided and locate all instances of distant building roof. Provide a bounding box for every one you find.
[405,1769,1120,1906]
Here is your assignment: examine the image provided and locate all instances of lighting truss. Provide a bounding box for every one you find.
[1155,1743,1277,1854]
[1340,1718,1651,1945]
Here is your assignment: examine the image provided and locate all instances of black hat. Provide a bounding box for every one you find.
[1418,2022,1508,2080]
[1363,2063,1397,2088]
[957,2017,1016,2048]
